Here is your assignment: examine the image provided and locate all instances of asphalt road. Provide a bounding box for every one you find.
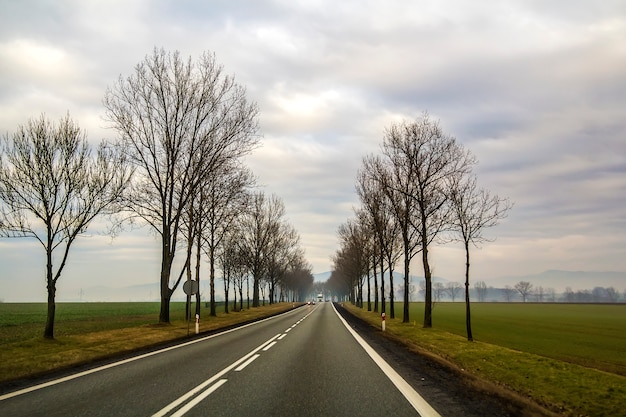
[0,302,440,417]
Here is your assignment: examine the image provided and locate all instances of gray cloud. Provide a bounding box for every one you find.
[0,0,625,300]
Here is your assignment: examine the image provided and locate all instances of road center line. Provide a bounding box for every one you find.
[152,334,280,417]
[235,354,260,372]
[277,333,287,340]
[262,341,277,351]
[170,379,228,417]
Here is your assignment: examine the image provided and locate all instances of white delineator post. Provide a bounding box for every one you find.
[381,312,386,332]
[195,314,200,334]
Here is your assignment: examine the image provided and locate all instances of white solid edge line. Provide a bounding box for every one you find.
[0,307,301,402]
[170,379,228,417]
[332,303,442,417]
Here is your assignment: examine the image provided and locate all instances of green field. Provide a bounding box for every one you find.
[0,301,219,344]
[384,302,626,376]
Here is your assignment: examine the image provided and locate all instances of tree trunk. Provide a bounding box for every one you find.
[403,254,410,323]
[367,269,371,311]
[422,237,433,328]
[44,268,56,339]
[209,246,216,317]
[159,230,174,323]
[374,252,379,313]
[224,274,230,314]
[388,267,395,319]
[381,256,386,315]
[195,228,202,317]
[465,241,473,341]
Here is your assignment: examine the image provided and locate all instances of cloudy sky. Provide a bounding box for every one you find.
[1,0,625,301]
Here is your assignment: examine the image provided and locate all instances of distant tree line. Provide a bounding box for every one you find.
[330,113,512,341]
[0,48,313,339]
[417,279,624,303]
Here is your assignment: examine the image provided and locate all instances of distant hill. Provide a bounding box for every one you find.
[312,270,448,284]
[313,271,332,282]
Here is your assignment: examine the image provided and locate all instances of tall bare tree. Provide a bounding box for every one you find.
[382,113,475,327]
[335,217,370,308]
[363,154,416,320]
[265,222,301,304]
[197,163,254,316]
[0,113,130,338]
[450,173,511,340]
[103,48,259,323]
[356,157,401,314]
[238,192,288,307]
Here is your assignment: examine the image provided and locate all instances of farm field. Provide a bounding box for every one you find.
[393,302,626,375]
[0,301,295,383]
[0,302,185,344]
[345,302,626,416]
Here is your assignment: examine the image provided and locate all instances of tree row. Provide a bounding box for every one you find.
[0,48,312,339]
[330,113,511,341]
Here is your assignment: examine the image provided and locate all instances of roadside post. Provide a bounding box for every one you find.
[381,312,386,332]
[195,314,200,335]
[183,280,199,336]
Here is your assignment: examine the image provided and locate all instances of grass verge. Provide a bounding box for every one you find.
[343,303,626,417]
[0,302,299,384]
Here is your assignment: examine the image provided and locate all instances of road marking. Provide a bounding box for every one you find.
[152,334,280,417]
[285,328,292,332]
[235,354,260,372]
[278,333,287,340]
[262,341,277,351]
[332,303,442,417]
[0,308,302,402]
[170,379,227,417]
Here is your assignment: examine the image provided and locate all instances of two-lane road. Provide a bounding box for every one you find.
[1,303,439,417]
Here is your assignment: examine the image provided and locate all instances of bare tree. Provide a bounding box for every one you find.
[605,287,619,303]
[382,113,475,327]
[103,48,259,323]
[433,282,446,303]
[237,192,290,307]
[265,222,301,304]
[334,217,370,307]
[0,113,130,338]
[502,285,516,302]
[364,153,419,321]
[515,281,533,302]
[474,281,488,302]
[449,173,511,340]
[198,163,254,315]
[445,282,463,302]
[357,155,401,315]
